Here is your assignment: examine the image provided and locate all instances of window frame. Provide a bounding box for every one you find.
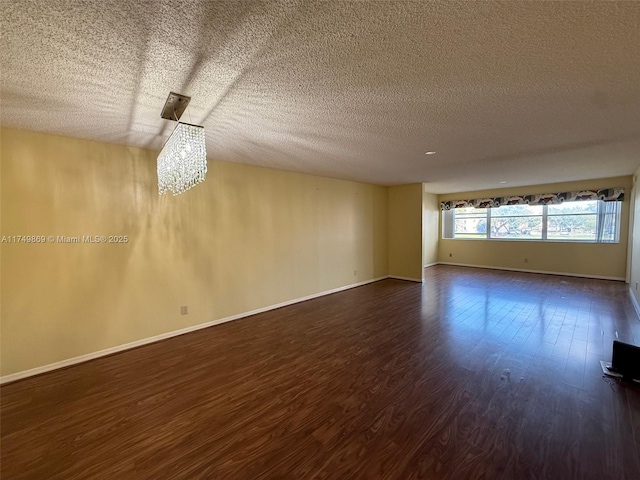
[442,200,621,243]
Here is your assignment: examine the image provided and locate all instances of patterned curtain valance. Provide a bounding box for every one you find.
[440,188,624,211]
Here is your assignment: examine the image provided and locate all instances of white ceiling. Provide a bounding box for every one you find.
[1,0,639,193]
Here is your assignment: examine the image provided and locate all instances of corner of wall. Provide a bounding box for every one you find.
[388,184,423,281]
[628,169,640,314]
[422,186,439,268]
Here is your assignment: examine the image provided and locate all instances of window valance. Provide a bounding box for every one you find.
[440,188,624,211]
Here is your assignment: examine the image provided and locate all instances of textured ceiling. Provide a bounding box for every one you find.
[1,0,639,193]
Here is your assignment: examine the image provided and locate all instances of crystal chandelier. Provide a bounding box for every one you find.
[157,92,207,195]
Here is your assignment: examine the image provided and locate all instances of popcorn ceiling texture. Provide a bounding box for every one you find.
[1,0,639,192]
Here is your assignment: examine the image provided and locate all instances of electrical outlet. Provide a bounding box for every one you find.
[524,258,528,263]
[181,305,188,315]
[449,253,452,257]
[353,270,357,276]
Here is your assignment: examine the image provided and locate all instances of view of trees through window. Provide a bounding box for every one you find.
[547,202,598,240]
[442,200,620,243]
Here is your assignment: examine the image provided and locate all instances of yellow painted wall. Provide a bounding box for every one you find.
[388,184,423,281]
[422,189,439,266]
[0,128,389,376]
[438,177,632,279]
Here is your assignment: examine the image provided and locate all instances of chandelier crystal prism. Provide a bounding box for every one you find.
[157,122,207,195]
[157,92,207,195]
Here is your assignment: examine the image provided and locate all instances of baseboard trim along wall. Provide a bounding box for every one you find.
[423,262,438,268]
[388,275,423,282]
[629,289,640,320]
[3,265,625,384]
[437,262,625,281]
[1,276,388,385]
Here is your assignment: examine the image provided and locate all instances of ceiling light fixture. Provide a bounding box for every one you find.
[157,92,207,195]
[425,151,436,155]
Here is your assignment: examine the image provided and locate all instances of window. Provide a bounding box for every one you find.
[491,204,543,240]
[442,200,621,243]
[449,207,488,239]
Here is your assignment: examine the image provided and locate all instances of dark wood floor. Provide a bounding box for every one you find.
[2,266,640,479]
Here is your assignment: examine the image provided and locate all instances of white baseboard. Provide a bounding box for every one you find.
[3,265,623,384]
[388,275,423,283]
[629,288,640,320]
[0,276,388,385]
[437,262,625,281]
[423,262,438,268]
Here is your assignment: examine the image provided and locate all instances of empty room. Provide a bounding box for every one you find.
[1,1,640,479]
